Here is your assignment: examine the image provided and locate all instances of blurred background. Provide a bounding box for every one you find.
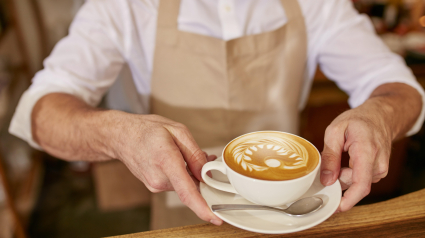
[0,0,424,237]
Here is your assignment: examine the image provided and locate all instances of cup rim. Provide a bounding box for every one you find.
[221,130,321,183]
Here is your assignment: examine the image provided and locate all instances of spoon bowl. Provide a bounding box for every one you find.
[211,196,323,217]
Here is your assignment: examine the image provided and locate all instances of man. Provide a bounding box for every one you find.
[10,0,424,226]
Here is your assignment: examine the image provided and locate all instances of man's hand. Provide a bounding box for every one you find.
[32,93,222,225]
[320,107,392,212]
[320,83,422,212]
[112,113,222,225]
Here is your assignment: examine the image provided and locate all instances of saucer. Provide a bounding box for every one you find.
[200,157,342,234]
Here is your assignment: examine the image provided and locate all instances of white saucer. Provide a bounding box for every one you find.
[200,157,342,234]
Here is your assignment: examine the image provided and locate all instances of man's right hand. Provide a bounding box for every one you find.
[32,93,222,225]
[109,113,222,225]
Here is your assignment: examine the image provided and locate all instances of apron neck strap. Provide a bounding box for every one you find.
[157,0,181,28]
[280,0,303,21]
[157,0,302,29]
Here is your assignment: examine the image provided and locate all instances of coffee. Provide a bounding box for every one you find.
[224,131,319,181]
[202,131,321,206]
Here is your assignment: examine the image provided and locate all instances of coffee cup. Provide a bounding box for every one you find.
[201,131,321,207]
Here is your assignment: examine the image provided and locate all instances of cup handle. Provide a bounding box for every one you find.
[201,161,238,194]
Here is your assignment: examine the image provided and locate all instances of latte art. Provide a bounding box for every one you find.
[231,138,309,172]
[224,131,320,181]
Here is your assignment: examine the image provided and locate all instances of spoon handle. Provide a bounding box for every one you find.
[211,204,287,214]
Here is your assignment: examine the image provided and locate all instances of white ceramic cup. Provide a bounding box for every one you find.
[201,131,321,207]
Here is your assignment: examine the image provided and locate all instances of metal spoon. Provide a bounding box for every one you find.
[211,196,323,217]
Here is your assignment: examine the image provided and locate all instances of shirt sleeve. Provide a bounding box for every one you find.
[9,1,125,150]
[314,0,425,136]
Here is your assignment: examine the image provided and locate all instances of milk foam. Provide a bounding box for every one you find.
[230,138,309,173]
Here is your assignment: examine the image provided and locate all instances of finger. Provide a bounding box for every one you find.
[372,176,381,183]
[369,149,389,184]
[162,149,222,225]
[164,124,207,182]
[143,169,174,192]
[186,164,200,190]
[339,143,374,212]
[321,124,346,186]
[204,151,217,163]
[189,173,201,191]
[186,164,193,176]
[207,154,217,162]
[372,150,389,180]
[338,167,353,190]
[205,153,217,177]
[145,177,174,193]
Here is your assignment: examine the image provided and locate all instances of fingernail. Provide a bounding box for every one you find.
[321,170,334,186]
[210,219,221,226]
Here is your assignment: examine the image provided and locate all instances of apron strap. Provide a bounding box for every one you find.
[280,0,304,22]
[157,0,181,28]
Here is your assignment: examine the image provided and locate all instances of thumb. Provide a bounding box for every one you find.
[321,126,345,186]
[338,167,353,190]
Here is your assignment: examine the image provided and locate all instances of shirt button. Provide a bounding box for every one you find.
[224,5,231,12]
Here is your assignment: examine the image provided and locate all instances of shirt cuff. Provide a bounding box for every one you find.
[9,87,81,150]
[406,82,425,137]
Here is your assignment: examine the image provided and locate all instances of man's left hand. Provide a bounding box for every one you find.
[320,103,393,212]
[320,83,423,212]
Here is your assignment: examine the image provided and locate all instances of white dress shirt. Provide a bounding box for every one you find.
[9,0,425,149]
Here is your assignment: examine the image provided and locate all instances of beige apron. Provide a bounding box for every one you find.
[149,0,308,229]
[151,0,307,150]
[94,0,307,228]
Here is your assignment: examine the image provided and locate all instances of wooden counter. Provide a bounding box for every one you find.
[110,188,425,237]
